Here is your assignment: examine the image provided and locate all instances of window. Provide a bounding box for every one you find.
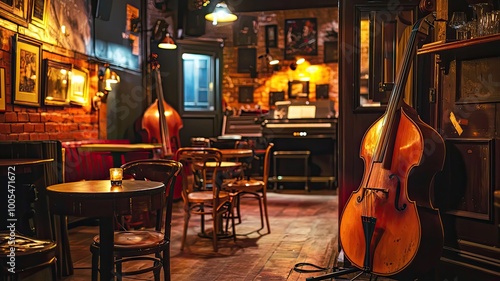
[182,53,214,111]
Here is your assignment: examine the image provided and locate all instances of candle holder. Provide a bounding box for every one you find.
[109,168,123,187]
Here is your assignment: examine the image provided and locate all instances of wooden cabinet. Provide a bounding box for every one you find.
[418,34,500,280]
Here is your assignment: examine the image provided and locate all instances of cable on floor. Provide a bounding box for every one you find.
[293,262,331,273]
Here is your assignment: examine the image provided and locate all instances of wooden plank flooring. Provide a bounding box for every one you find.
[58,190,391,281]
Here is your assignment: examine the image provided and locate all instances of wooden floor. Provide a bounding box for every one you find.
[56,189,389,281]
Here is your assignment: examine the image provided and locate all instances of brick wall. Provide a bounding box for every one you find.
[0,27,99,141]
[203,7,339,113]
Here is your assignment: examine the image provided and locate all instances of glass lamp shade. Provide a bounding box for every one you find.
[205,2,237,25]
[158,33,177,49]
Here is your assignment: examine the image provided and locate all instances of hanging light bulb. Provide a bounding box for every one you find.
[205,1,237,26]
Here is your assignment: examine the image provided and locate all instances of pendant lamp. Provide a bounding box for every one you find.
[205,1,237,25]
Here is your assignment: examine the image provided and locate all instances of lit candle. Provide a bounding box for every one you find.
[109,168,123,186]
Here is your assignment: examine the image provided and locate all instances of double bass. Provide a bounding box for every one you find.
[339,13,445,279]
[141,54,183,158]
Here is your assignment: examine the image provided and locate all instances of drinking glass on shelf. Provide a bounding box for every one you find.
[449,12,467,40]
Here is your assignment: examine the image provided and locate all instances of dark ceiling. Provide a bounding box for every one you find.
[227,0,337,12]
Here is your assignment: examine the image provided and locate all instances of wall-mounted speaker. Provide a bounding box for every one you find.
[92,0,113,21]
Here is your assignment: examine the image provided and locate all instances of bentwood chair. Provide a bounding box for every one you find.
[0,232,58,281]
[89,159,182,281]
[224,143,274,234]
[175,147,236,252]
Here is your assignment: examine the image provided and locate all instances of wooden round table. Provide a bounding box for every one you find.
[46,179,165,281]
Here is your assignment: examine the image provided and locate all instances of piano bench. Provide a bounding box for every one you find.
[272,150,311,191]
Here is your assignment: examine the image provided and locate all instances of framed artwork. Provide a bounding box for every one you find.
[237,48,257,75]
[233,15,258,46]
[265,25,278,48]
[12,34,42,107]
[316,84,330,99]
[0,0,29,27]
[30,0,49,28]
[0,68,5,111]
[285,18,318,59]
[324,41,338,63]
[43,59,71,106]
[288,80,309,99]
[269,91,285,106]
[69,66,89,106]
[238,86,254,103]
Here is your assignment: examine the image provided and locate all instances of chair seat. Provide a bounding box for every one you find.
[188,190,230,203]
[0,232,57,274]
[225,179,264,192]
[93,231,164,249]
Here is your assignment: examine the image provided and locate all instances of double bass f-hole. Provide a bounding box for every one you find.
[355,174,406,212]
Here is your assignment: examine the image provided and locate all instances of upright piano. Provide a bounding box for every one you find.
[262,100,337,188]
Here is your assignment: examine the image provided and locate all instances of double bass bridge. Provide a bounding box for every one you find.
[356,174,407,211]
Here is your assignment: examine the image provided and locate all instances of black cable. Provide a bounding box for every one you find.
[293,262,331,273]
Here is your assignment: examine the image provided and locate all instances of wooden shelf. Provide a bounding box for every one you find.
[417,34,500,73]
[418,34,500,56]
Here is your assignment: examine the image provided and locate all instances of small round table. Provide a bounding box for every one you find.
[46,179,165,281]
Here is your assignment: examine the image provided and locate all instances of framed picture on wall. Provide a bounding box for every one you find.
[238,86,254,103]
[265,25,278,48]
[12,34,42,107]
[285,18,317,59]
[233,15,258,46]
[43,59,71,106]
[69,66,89,106]
[237,48,257,75]
[316,84,330,99]
[0,0,29,27]
[0,68,5,111]
[269,91,285,106]
[30,0,49,28]
[288,80,309,99]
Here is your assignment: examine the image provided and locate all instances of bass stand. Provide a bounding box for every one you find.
[306,216,378,281]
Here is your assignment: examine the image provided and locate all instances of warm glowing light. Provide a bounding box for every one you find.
[109,168,123,187]
[205,2,237,25]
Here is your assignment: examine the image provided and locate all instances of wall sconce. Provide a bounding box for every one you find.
[290,58,305,70]
[205,1,237,25]
[92,63,120,111]
[259,48,280,72]
[131,18,177,49]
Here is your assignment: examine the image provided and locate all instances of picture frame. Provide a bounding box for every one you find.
[43,59,71,106]
[69,66,89,106]
[30,0,49,28]
[265,25,278,48]
[0,0,29,27]
[316,84,330,99]
[12,34,42,107]
[238,86,254,103]
[285,18,318,59]
[269,91,285,106]
[237,48,257,75]
[288,80,309,99]
[233,15,258,46]
[324,40,338,63]
[0,68,5,111]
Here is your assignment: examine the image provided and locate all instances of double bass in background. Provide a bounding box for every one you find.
[141,54,183,158]
[339,13,445,279]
